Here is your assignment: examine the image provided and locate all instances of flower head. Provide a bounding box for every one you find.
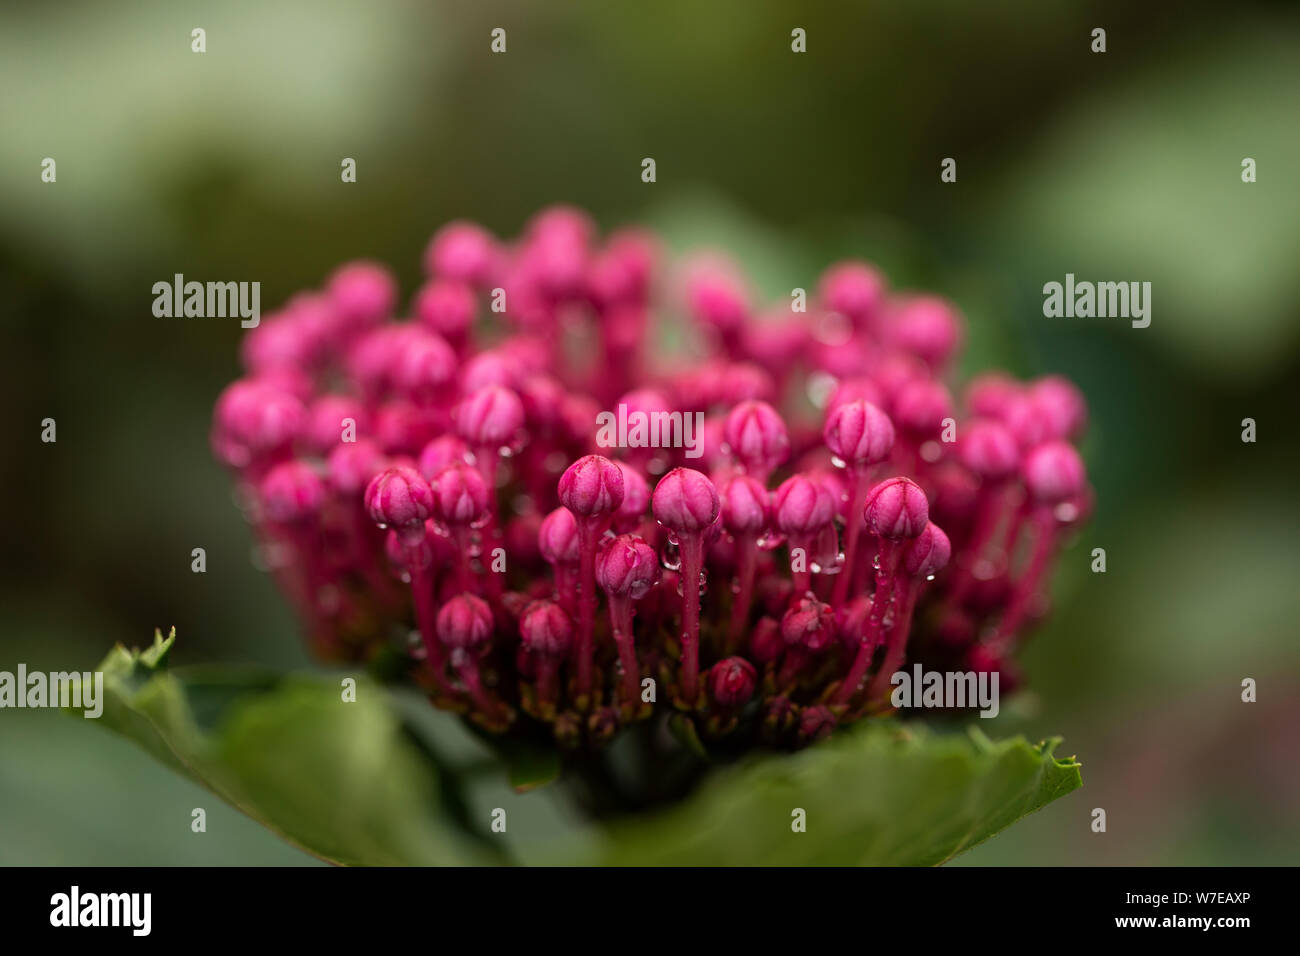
[213,207,1091,757]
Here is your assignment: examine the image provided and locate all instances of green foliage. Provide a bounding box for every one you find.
[90,632,1081,866]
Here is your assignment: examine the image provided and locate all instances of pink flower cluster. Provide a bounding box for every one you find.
[212,206,1090,748]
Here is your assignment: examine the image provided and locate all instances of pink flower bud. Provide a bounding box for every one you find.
[863,477,929,539]
[781,596,836,652]
[326,260,397,330]
[818,261,886,328]
[798,704,836,741]
[716,363,776,405]
[824,399,895,465]
[417,435,470,479]
[1022,441,1085,504]
[425,221,497,285]
[305,395,369,454]
[415,279,477,343]
[364,465,434,531]
[1002,394,1054,449]
[613,462,650,531]
[966,372,1022,419]
[887,295,962,369]
[652,467,720,534]
[903,522,952,578]
[326,439,387,496]
[892,378,953,435]
[538,507,580,565]
[596,534,660,599]
[826,377,885,415]
[392,331,457,396]
[455,385,525,450]
[684,259,749,337]
[958,418,1020,479]
[723,400,790,477]
[429,462,491,527]
[436,593,494,650]
[559,454,626,519]
[260,461,325,524]
[719,473,769,535]
[1029,375,1088,440]
[211,380,305,468]
[709,657,757,708]
[773,474,836,535]
[240,311,327,375]
[519,600,573,657]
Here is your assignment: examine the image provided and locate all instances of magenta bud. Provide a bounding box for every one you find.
[326,439,387,496]
[417,435,471,479]
[596,534,660,599]
[429,462,491,527]
[1023,441,1085,504]
[559,454,626,519]
[719,473,770,535]
[959,418,1020,479]
[966,372,1023,419]
[386,525,433,571]
[685,263,749,336]
[709,657,757,708]
[211,380,305,468]
[723,400,790,476]
[863,477,930,539]
[1002,394,1054,449]
[892,378,953,435]
[414,279,477,342]
[436,593,494,650]
[652,467,720,534]
[826,378,885,415]
[326,260,397,329]
[260,461,325,524]
[425,220,497,284]
[823,399,895,465]
[460,350,520,393]
[519,600,573,657]
[613,462,650,531]
[798,704,837,741]
[903,522,952,578]
[749,616,785,664]
[1030,375,1088,440]
[392,330,457,395]
[305,395,368,454]
[887,295,962,369]
[818,261,886,327]
[538,507,581,565]
[773,474,836,535]
[455,384,525,450]
[364,465,434,531]
[781,596,836,652]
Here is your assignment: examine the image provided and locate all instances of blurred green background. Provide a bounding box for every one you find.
[2,0,1297,865]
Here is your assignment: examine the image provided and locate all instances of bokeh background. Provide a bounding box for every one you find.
[2,0,1297,865]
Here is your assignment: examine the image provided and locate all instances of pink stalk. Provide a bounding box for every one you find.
[558,455,626,711]
[651,467,720,708]
[824,399,895,606]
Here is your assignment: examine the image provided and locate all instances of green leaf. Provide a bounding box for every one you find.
[87,631,497,866]
[496,737,562,794]
[593,722,1082,866]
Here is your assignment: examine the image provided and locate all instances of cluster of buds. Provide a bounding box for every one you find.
[212,206,1090,750]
